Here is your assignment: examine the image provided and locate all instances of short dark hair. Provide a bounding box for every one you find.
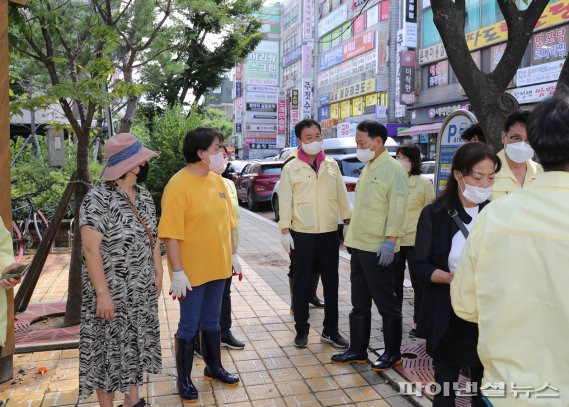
[295,119,321,139]
[183,127,223,163]
[435,142,502,204]
[356,120,387,143]
[504,110,531,133]
[461,123,487,144]
[528,96,569,171]
[396,143,421,176]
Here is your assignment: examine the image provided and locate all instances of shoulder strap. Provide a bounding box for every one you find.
[119,192,155,249]
[448,209,469,239]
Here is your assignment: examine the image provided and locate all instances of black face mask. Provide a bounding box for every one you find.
[136,162,149,183]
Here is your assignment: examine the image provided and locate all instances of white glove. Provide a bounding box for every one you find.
[343,224,349,241]
[169,270,192,300]
[281,232,295,254]
[232,253,243,281]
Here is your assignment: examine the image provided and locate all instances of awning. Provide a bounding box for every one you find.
[397,122,442,136]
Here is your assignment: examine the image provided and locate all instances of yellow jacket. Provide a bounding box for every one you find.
[400,175,435,247]
[490,149,543,201]
[278,156,351,233]
[451,172,569,406]
[0,222,14,348]
[223,178,240,248]
[344,150,408,252]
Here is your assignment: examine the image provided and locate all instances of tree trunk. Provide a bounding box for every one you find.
[63,130,92,327]
[118,94,139,133]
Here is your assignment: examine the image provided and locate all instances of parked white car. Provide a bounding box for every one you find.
[420,160,436,184]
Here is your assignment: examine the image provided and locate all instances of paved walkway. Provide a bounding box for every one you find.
[0,209,423,407]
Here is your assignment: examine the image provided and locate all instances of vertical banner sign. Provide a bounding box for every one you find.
[302,79,313,119]
[291,89,299,110]
[395,30,406,117]
[302,44,314,76]
[400,51,416,105]
[278,96,286,135]
[404,0,418,48]
[303,0,314,41]
[235,63,243,81]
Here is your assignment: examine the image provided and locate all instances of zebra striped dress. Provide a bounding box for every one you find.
[78,184,161,399]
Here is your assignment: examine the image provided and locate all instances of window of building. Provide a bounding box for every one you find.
[481,0,503,27]
[341,21,352,41]
[421,9,441,47]
[465,0,481,33]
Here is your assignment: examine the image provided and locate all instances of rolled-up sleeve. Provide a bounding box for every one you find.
[277,165,293,230]
[385,167,408,237]
[451,212,484,323]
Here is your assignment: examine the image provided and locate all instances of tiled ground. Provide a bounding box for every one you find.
[0,209,420,407]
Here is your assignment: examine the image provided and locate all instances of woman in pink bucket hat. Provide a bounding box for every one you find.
[78,133,162,407]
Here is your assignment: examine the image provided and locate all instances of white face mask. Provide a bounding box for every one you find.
[301,140,323,155]
[206,151,226,172]
[505,141,534,164]
[356,139,377,162]
[459,174,493,204]
[397,159,412,173]
[212,157,228,175]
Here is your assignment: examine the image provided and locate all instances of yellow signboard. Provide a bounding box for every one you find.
[365,93,378,107]
[331,78,376,103]
[340,100,351,118]
[352,97,364,116]
[330,103,340,119]
[419,0,569,63]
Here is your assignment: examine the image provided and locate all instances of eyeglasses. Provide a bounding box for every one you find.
[503,132,527,143]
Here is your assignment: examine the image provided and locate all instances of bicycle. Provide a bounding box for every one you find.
[11,191,49,262]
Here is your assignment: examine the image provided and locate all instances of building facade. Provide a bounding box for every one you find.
[232,5,281,159]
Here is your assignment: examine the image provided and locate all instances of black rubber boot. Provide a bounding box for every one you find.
[201,330,240,386]
[175,336,199,403]
[331,313,371,364]
[371,317,403,371]
[309,273,325,307]
[289,275,294,314]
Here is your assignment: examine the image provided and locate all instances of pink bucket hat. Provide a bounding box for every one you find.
[101,133,159,181]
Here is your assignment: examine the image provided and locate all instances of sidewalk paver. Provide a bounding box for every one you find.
[0,208,419,406]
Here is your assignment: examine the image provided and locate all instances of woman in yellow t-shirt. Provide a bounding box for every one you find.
[158,127,240,403]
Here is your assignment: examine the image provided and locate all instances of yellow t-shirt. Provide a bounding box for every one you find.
[158,169,236,286]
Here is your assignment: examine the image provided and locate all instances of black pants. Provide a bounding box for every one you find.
[433,358,485,407]
[220,277,232,337]
[350,248,401,320]
[290,230,339,335]
[393,245,422,323]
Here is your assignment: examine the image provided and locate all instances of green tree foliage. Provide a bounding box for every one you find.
[143,0,265,107]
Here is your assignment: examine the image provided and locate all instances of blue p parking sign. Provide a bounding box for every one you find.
[434,110,477,195]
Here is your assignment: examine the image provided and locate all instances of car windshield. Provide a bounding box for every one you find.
[261,165,282,175]
[336,158,366,178]
[421,162,435,174]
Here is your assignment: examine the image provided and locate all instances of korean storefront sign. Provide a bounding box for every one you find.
[318,3,348,37]
[516,60,563,86]
[302,79,313,119]
[353,14,367,35]
[302,44,313,76]
[400,51,416,105]
[419,0,569,65]
[282,46,302,67]
[291,89,299,109]
[318,105,331,121]
[320,46,344,70]
[330,103,340,119]
[303,0,314,41]
[342,31,375,61]
[507,82,557,104]
[278,97,286,135]
[340,101,351,118]
[245,40,279,86]
[428,60,449,87]
[532,26,568,64]
[246,103,277,112]
[330,78,376,103]
[352,97,364,116]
